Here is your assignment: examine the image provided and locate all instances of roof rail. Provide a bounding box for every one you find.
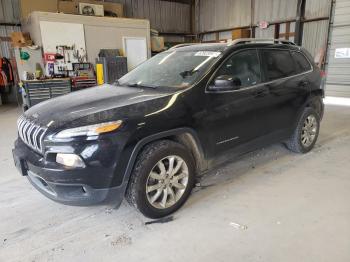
[169,43,200,50]
[228,38,297,46]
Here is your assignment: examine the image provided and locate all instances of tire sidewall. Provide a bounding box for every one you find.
[135,143,195,218]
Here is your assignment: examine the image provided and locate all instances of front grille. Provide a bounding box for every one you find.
[17,115,48,154]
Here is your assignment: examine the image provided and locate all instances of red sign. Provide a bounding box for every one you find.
[258,21,269,29]
[44,53,56,62]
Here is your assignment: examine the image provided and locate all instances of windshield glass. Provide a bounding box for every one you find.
[118,50,221,88]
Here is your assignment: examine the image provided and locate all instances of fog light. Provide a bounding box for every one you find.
[56,153,86,168]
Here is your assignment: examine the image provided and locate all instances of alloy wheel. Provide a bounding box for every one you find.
[301,114,318,147]
[146,155,189,209]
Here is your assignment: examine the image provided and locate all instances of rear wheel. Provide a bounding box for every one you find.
[126,140,195,218]
[286,108,320,153]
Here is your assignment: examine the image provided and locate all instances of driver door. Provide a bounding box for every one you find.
[203,49,269,158]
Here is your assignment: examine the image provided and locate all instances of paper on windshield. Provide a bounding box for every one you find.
[194,51,221,57]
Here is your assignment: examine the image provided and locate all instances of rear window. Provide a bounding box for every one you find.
[262,50,296,81]
[291,51,312,73]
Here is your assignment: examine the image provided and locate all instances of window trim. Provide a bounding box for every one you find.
[206,47,314,94]
[290,50,313,73]
[260,48,298,82]
[260,48,314,81]
[205,48,262,93]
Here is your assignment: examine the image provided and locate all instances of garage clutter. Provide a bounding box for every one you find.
[20,0,124,19]
[10,0,154,110]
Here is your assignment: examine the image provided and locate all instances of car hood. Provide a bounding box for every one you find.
[24,84,173,127]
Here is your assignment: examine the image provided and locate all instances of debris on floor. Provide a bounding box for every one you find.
[105,208,113,214]
[110,234,132,247]
[229,222,248,230]
[145,216,174,225]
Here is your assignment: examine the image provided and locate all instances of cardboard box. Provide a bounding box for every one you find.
[20,0,58,20]
[58,1,76,14]
[102,1,123,17]
[151,36,165,52]
[58,0,123,17]
[10,32,33,47]
[232,29,251,40]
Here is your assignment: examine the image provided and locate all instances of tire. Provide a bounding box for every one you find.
[285,107,320,153]
[125,140,195,218]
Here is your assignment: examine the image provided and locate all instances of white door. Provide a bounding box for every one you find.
[123,37,148,71]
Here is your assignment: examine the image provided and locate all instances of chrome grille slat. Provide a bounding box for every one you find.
[19,118,26,141]
[27,124,36,145]
[16,116,47,154]
[24,122,32,144]
[22,122,30,144]
[38,128,48,150]
[33,127,41,149]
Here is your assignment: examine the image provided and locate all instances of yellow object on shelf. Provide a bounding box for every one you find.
[96,63,104,85]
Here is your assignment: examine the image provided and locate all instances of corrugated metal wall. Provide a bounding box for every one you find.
[107,0,191,33]
[0,0,20,24]
[304,0,332,19]
[253,0,297,24]
[302,20,329,58]
[0,0,21,58]
[302,0,332,58]
[197,0,251,33]
[197,0,332,60]
[197,0,299,34]
[326,0,350,97]
[0,25,21,58]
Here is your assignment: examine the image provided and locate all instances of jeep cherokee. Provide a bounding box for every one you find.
[12,39,324,218]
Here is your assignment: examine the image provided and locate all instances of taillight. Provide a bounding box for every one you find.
[320,70,326,78]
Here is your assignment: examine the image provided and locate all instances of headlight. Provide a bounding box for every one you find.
[56,153,86,168]
[55,120,122,138]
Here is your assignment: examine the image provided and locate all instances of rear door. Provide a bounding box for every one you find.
[259,48,311,134]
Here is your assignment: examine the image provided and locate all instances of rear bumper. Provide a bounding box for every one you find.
[12,138,126,206]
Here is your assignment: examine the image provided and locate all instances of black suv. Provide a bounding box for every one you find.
[13,39,324,218]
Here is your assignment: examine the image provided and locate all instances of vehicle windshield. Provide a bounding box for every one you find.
[118,50,222,88]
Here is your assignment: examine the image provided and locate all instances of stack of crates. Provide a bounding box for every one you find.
[96,49,128,84]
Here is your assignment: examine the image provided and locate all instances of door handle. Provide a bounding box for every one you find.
[254,88,267,97]
[299,81,309,87]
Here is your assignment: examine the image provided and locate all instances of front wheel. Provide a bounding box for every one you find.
[285,108,320,153]
[126,140,195,218]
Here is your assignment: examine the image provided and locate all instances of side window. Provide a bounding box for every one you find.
[214,49,261,88]
[262,50,297,81]
[291,51,312,73]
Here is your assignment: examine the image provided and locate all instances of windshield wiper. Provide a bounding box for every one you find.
[180,69,198,79]
[125,83,157,89]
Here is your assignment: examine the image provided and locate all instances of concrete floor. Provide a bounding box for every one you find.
[0,104,349,262]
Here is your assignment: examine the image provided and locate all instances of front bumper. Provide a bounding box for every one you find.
[12,138,127,206]
[26,170,124,206]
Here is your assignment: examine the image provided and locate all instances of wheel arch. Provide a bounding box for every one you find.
[122,128,207,188]
[305,91,324,120]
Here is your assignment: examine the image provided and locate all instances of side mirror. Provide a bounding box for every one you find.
[208,75,241,91]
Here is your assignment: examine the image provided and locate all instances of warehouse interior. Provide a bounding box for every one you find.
[0,0,350,261]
